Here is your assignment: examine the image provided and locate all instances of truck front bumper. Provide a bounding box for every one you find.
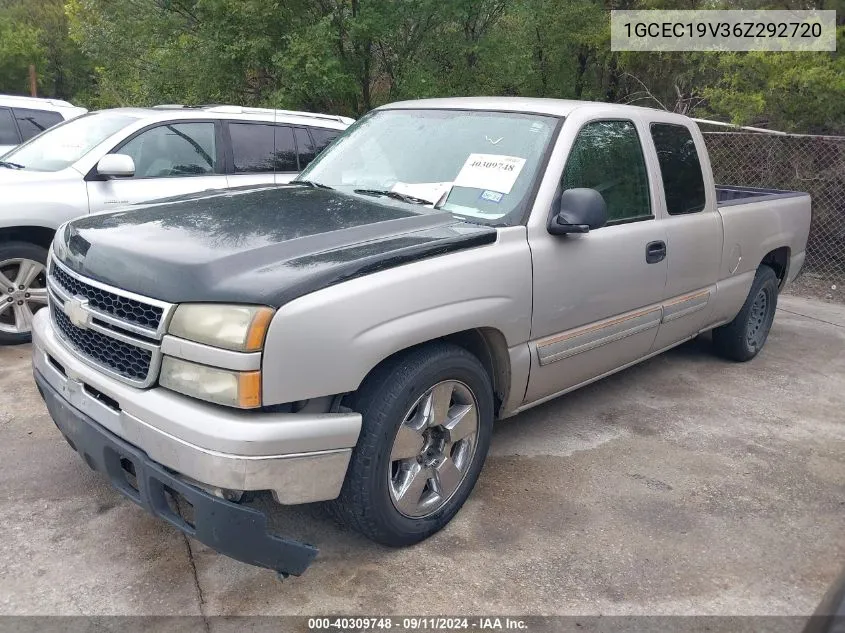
[31,309,361,504]
[31,309,363,575]
[34,370,317,576]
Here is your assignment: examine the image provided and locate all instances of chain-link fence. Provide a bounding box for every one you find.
[701,130,845,296]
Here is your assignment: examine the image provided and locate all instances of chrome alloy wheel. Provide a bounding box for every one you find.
[388,380,480,518]
[0,258,48,334]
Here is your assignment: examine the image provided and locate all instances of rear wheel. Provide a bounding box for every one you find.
[329,343,494,546]
[712,265,779,362]
[0,242,49,345]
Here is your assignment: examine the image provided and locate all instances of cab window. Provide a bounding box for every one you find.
[650,123,706,215]
[561,120,651,223]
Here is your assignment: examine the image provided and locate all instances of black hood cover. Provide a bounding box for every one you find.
[54,186,497,306]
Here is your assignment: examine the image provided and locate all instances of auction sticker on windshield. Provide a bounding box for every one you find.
[453,154,526,194]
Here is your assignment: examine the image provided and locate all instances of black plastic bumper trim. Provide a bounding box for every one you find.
[33,368,318,576]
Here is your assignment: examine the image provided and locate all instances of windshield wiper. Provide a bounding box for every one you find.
[353,188,435,206]
[0,160,24,170]
[291,179,333,190]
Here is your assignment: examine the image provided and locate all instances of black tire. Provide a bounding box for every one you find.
[712,265,779,362]
[0,241,49,345]
[329,342,494,546]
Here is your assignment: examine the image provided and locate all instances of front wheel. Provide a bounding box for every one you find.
[329,343,494,546]
[712,265,779,362]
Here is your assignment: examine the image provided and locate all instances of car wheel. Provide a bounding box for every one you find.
[0,242,49,345]
[712,264,779,362]
[329,342,494,546]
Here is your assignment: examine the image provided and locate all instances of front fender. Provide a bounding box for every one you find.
[0,176,88,231]
[261,227,532,405]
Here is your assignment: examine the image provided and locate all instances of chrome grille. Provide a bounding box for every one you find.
[51,304,152,381]
[47,257,173,387]
[50,263,164,330]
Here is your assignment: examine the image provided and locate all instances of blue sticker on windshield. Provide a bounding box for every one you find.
[480,190,504,203]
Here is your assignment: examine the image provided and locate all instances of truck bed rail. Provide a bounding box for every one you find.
[716,185,808,207]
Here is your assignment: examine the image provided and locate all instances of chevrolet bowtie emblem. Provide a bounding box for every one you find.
[63,296,91,329]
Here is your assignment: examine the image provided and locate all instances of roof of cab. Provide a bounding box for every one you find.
[377,96,680,119]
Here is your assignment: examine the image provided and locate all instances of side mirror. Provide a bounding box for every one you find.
[96,154,135,178]
[548,188,608,235]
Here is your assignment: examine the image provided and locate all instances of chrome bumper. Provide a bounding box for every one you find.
[32,309,361,503]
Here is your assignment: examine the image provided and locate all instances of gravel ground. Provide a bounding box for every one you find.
[786,273,844,304]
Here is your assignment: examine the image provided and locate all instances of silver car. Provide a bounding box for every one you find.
[0,105,353,343]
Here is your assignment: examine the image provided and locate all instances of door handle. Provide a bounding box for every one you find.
[646,240,666,264]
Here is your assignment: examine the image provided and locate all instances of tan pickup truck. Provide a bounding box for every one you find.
[31,97,811,575]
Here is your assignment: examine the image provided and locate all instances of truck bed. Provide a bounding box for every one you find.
[716,185,808,207]
[714,183,811,299]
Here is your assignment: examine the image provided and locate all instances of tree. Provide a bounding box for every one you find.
[703,28,845,133]
[0,15,45,95]
[56,0,845,134]
[0,0,93,100]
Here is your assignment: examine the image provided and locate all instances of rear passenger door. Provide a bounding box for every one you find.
[647,122,722,351]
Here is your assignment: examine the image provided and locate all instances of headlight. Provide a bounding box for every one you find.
[168,304,275,351]
[160,357,261,408]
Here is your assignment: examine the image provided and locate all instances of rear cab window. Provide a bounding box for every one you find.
[650,123,706,215]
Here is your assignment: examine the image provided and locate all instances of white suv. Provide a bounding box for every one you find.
[0,95,87,155]
[0,104,353,343]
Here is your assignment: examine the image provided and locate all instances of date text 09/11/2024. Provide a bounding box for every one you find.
[306,617,529,631]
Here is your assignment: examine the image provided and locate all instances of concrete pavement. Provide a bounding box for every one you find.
[0,294,843,616]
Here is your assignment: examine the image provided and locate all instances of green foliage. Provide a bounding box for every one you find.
[0,0,840,133]
[703,28,845,133]
[0,0,93,100]
[0,15,45,95]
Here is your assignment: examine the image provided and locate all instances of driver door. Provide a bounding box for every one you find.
[86,120,227,213]
[524,117,668,404]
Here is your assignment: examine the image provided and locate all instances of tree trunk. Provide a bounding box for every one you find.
[575,49,588,99]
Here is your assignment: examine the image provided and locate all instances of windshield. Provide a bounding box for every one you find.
[297,108,559,225]
[2,112,139,172]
